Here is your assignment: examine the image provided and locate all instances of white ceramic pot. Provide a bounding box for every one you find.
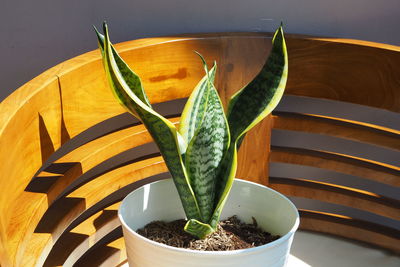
[119,178,299,267]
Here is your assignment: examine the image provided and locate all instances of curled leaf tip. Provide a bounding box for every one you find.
[194,51,206,62]
[93,25,105,51]
[102,21,108,33]
[273,24,285,43]
[194,51,209,74]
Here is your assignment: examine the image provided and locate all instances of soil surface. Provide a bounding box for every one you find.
[137,215,280,251]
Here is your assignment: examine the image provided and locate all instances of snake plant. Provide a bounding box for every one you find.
[95,22,287,239]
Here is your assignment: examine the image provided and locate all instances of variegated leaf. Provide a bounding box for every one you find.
[179,62,216,145]
[94,26,151,110]
[185,79,229,224]
[227,26,288,142]
[184,55,229,237]
[211,26,288,227]
[98,22,201,221]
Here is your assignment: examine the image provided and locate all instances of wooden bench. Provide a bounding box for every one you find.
[0,33,399,266]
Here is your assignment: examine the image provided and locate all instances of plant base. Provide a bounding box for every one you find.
[119,178,299,267]
[138,215,280,251]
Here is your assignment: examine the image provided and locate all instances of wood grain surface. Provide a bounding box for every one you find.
[0,32,399,266]
[271,146,400,186]
[299,210,400,252]
[270,178,400,220]
[272,112,400,150]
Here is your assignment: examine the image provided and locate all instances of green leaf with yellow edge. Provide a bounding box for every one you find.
[211,25,288,228]
[94,26,151,110]
[227,25,288,142]
[97,22,202,221]
[179,61,217,145]
[185,54,229,225]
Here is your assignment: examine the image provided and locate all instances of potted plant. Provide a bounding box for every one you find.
[94,22,299,267]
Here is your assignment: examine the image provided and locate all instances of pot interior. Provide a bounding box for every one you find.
[119,178,299,237]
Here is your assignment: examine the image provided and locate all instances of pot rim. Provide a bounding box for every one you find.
[118,178,300,256]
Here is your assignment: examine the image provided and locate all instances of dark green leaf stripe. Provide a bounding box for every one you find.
[94,26,151,109]
[98,23,201,221]
[227,26,288,142]
[179,63,216,144]
[185,82,229,223]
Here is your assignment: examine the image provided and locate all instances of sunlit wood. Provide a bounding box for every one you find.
[299,210,399,252]
[271,146,400,186]
[0,32,398,266]
[273,112,400,150]
[270,178,400,220]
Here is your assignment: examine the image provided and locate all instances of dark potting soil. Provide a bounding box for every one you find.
[137,216,280,251]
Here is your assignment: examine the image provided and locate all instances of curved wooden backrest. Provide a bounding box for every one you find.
[0,33,399,266]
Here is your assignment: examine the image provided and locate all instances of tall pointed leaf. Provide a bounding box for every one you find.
[212,26,288,226]
[98,23,201,221]
[185,68,229,223]
[183,55,229,237]
[94,26,151,109]
[227,26,288,142]
[179,63,216,144]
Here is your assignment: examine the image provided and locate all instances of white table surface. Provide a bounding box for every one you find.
[288,230,399,267]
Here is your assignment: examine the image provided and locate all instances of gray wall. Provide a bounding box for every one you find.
[1,0,399,101]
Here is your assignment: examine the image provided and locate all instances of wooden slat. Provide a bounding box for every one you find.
[270,146,400,186]
[67,156,167,208]
[34,117,179,204]
[69,202,120,237]
[46,203,121,267]
[23,157,167,266]
[306,37,400,52]
[101,237,127,267]
[285,37,400,112]
[18,121,167,266]
[299,210,400,253]
[19,117,170,265]
[272,112,400,150]
[0,78,62,267]
[236,117,271,185]
[42,233,87,267]
[21,197,85,267]
[270,178,400,220]
[74,235,126,267]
